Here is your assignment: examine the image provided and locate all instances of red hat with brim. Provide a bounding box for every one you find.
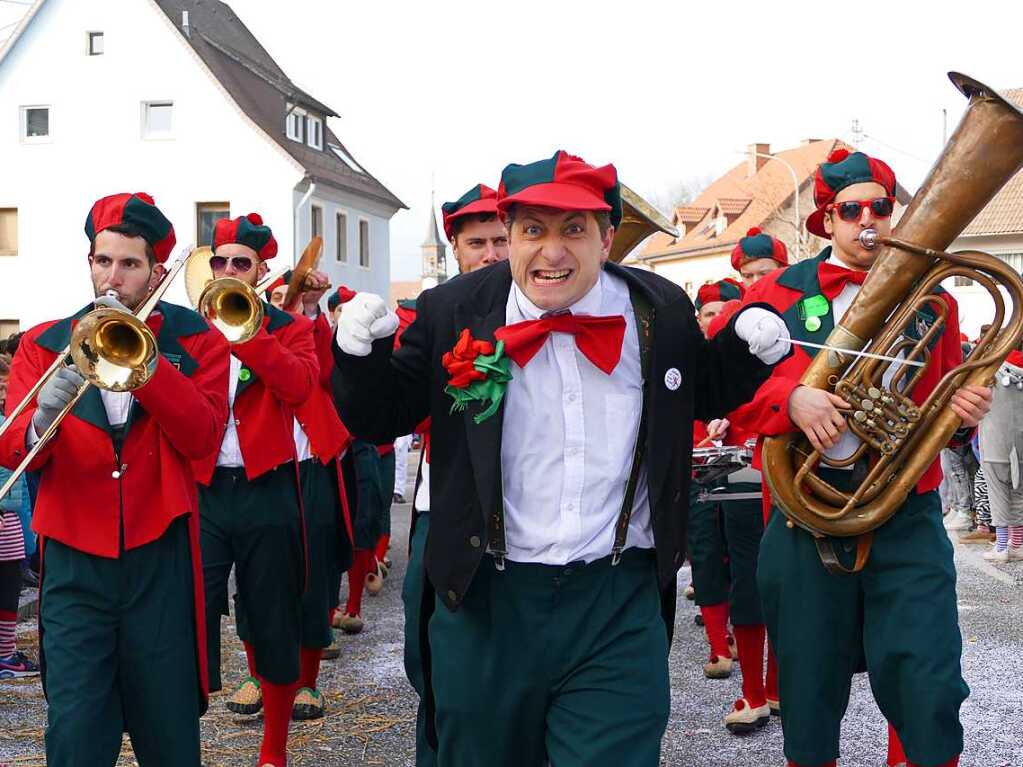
[806,149,896,239]
[442,184,499,240]
[497,151,622,227]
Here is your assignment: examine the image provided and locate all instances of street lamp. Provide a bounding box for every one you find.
[736,150,801,261]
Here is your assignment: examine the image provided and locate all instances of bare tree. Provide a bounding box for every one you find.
[646,175,715,219]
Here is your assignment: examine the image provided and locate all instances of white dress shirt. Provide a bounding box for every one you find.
[216,356,244,467]
[99,390,132,428]
[823,252,903,464]
[499,270,653,565]
[415,454,431,512]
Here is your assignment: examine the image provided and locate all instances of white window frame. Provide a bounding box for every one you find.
[87,31,104,56]
[0,208,17,257]
[141,100,173,140]
[306,115,323,150]
[286,105,306,142]
[335,210,348,263]
[328,144,364,174]
[20,105,51,143]
[358,218,370,269]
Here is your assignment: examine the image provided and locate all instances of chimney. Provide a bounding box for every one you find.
[181,10,191,38]
[747,143,770,176]
[801,138,822,146]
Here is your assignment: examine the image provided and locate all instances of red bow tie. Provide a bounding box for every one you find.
[818,262,868,300]
[494,312,627,374]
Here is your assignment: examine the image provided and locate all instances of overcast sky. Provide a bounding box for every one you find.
[4,0,1021,281]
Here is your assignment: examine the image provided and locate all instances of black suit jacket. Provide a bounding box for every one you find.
[332,261,772,620]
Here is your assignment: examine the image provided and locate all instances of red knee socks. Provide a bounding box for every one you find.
[299,647,322,691]
[700,602,731,659]
[888,722,907,766]
[766,642,779,703]
[328,607,338,628]
[258,679,298,767]
[374,533,390,563]
[345,548,374,617]
[243,641,257,678]
[733,624,767,707]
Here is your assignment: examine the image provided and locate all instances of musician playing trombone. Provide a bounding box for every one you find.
[0,193,230,766]
[729,150,993,767]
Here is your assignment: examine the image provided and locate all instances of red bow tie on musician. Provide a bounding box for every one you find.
[495,313,627,374]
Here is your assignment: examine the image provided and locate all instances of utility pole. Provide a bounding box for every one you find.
[851,118,864,148]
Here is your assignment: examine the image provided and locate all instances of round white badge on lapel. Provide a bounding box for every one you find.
[664,367,682,391]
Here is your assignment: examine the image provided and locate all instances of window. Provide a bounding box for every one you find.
[0,320,19,340]
[307,116,322,150]
[196,202,230,247]
[328,144,364,174]
[20,106,50,141]
[335,212,348,263]
[954,275,974,287]
[88,31,104,55]
[286,105,306,142]
[311,205,323,239]
[142,101,173,138]
[358,220,369,268]
[0,209,17,256]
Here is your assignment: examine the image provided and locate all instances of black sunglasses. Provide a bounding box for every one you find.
[209,255,254,273]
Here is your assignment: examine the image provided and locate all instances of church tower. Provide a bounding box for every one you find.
[421,192,448,289]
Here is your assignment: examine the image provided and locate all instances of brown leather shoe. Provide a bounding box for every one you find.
[959,529,996,544]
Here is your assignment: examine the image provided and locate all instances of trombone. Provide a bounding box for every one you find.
[0,246,192,502]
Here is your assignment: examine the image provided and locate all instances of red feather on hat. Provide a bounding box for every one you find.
[246,213,263,225]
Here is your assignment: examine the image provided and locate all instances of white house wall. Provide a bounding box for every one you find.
[293,186,391,300]
[647,253,733,302]
[0,0,305,327]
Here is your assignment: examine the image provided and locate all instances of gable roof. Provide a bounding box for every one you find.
[960,88,1023,237]
[152,0,405,211]
[638,139,848,261]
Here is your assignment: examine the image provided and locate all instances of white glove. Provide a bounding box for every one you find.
[32,365,85,436]
[706,418,730,441]
[335,292,400,357]
[733,307,790,365]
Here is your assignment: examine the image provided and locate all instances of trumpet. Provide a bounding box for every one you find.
[0,246,192,502]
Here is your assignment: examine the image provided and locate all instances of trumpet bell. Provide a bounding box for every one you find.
[70,308,159,392]
[198,276,265,344]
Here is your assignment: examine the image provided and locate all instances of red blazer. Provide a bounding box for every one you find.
[728,247,963,495]
[0,302,229,557]
[194,302,318,484]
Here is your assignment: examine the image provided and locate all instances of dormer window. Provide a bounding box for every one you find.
[88,31,104,56]
[306,115,322,150]
[329,144,364,174]
[286,105,306,142]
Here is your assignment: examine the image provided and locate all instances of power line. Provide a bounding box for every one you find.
[859,131,930,165]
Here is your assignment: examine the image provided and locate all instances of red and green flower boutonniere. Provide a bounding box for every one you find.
[442,329,512,424]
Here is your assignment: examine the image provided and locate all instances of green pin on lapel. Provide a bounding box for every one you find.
[798,294,830,333]
[239,368,251,382]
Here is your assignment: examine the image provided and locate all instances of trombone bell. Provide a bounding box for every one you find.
[198,276,265,344]
[70,308,158,392]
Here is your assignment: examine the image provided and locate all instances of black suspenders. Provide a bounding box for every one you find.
[487,289,654,570]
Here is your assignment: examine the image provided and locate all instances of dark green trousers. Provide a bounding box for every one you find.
[401,511,436,767]
[41,518,200,766]
[199,464,303,689]
[721,482,764,626]
[236,459,344,650]
[378,450,395,537]
[758,486,968,766]
[687,490,729,606]
[429,549,670,767]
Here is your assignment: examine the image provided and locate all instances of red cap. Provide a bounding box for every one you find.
[730,227,788,272]
[442,184,500,240]
[85,192,176,263]
[497,151,622,227]
[806,149,897,239]
[213,213,278,260]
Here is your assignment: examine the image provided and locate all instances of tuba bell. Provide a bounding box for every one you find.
[609,184,679,264]
[762,72,1023,549]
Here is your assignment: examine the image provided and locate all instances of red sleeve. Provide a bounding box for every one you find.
[311,313,335,389]
[0,327,59,471]
[133,329,230,459]
[233,315,318,405]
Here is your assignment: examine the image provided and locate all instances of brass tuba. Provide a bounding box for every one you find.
[610,184,679,263]
[762,72,1023,544]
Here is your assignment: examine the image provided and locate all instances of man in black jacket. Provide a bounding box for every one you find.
[332,150,790,766]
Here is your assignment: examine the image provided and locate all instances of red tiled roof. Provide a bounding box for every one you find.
[641,139,850,259]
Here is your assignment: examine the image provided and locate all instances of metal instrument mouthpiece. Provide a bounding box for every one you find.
[859,229,880,250]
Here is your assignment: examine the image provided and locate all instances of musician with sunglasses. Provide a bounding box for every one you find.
[0,193,230,766]
[193,214,319,767]
[729,149,992,767]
